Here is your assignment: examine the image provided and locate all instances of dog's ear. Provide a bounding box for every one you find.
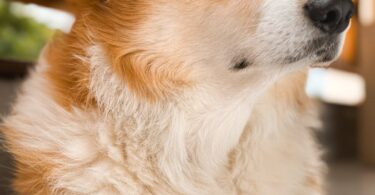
[101,44,192,102]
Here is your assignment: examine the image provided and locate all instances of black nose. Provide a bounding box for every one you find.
[304,0,355,34]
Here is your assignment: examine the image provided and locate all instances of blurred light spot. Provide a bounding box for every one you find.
[360,0,375,26]
[11,2,75,33]
[306,68,366,106]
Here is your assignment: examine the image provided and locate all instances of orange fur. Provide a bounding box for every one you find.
[45,19,96,110]
[17,0,93,14]
[46,1,191,105]
[2,128,64,194]
[89,1,192,101]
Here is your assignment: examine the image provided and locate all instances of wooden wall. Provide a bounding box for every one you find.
[360,22,375,164]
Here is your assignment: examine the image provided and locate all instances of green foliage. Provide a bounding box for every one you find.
[0,0,54,61]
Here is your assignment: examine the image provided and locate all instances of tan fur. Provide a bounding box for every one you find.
[1,0,347,194]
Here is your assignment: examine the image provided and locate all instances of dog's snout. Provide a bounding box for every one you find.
[304,0,354,34]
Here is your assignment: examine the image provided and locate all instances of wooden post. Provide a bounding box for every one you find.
[359,1,375,165]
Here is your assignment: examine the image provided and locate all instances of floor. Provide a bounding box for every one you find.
[1,79,375,195]
[328,162,375,195]
[0,79,20,195]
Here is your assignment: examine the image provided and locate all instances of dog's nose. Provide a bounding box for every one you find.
[304,0,354,34]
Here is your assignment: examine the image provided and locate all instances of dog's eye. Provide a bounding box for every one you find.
[232,59,251,71]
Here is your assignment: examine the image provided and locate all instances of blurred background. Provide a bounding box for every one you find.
[0,0,374,194]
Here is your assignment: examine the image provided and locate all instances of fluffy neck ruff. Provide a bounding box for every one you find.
[87,45,286,193]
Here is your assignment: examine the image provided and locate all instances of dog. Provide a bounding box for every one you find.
[1,0,354,194]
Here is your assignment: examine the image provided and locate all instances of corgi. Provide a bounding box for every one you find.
[2,0,354,194]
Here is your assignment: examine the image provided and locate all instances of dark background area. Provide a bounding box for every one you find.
[0,60,24,195]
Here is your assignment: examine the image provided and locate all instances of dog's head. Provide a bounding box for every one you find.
[77,0,354,101]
